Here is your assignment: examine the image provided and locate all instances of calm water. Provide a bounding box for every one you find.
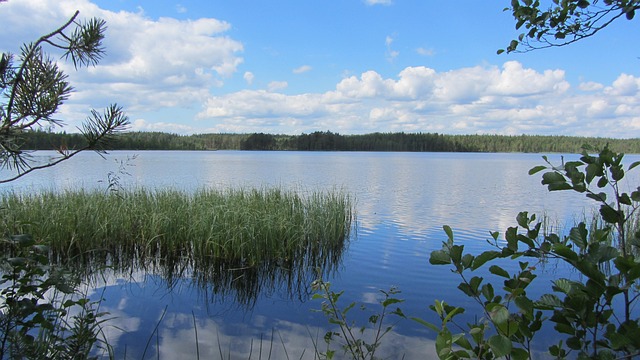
[2,150,638,359]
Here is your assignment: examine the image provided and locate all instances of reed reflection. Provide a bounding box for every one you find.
[2,187,353,309]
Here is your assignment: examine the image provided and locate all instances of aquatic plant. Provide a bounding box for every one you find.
[1,187,354,307]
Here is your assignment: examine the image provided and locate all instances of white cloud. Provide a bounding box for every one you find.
[416,47,435,56]
[293,65,312,74]
[579,81,604,91]
[131,119,197,133]
[176,4,187,13]
[606,73,640,96]
[1,1,637,139]
[385,36,394,47]
[0,0,243,127]
[196,61,640,138]
[243,71,255,85]
[268,81,288,91]
[385,35,399,62]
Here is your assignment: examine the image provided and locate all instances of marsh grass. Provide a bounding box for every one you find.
[0,187,353,306]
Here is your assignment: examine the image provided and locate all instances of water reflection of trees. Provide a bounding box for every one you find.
[63,233,349,310]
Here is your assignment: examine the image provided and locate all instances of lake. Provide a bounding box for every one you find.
[2,150,637,359]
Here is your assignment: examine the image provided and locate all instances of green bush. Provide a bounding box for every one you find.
[424,145,640,359]
[0,234,111,359]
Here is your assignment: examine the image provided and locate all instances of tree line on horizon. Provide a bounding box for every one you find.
[18,129,640,154]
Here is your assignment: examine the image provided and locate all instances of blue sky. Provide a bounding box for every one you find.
[1,0,639,137]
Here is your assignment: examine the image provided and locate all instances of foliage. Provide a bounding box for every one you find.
[2,187,353,308]
[424,145,640,359]
[0,234,111,359]
[241,132,277,150]
[98,154,138,197]
[0,9,125,359]
[311,278,406,360]
[0,10,129,183]
[500,0,640,53]
[20,129,640,153]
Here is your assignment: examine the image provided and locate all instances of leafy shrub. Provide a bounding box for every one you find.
[424,145,640,359]
[0,234,110,359]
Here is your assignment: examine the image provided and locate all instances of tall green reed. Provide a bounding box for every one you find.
[1,187,354,306]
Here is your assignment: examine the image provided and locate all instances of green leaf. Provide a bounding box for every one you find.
[382,298,403,307]
[568,223,588,250]
[436,330,452,357]
[618,193,632,205]
[566,336,581,350]
[489,265,510,278]
[442,306,464,324]
[7,257,27,267]
[511,347,530,360]
[575,259,606,285]
[429,250,451,265]
[600,205,623,224]
[514,296,533,315]
[628,161,640,171]
[528,165,546,175]
[453,335,473,351]
[488,334,512,357]
[481,283,495,302]
[443,225,454,242]
[536,294,562,309]
[472,251,500,270]
[10,234,34,247]
[585,163,600,183]
[597,176,609,188]
[586,192,606,202]
[488,303,509,325]
[542,172,571,191]
[552,244,578,262]
[551,278,574,294]
[577,0,589,8]
[610,165,624,181]
[516,211,530,228]
[411,317,440,332]
[626,8,635,20]
[450,245,464,263]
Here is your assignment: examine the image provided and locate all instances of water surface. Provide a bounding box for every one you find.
[2,150,636,359]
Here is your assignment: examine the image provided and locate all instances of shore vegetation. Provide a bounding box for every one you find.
[19,130,640,154]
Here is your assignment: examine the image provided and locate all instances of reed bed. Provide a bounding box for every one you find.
[0,188,353,290]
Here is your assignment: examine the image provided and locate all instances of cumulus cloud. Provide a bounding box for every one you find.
[0,0,243,125]
[196,61,640,138]
[606,73,640,96]
[2,1,636,139]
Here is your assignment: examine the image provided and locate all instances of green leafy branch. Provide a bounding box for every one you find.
[422,145,640,359]
[311,278,406,360]
[0,10,129,183]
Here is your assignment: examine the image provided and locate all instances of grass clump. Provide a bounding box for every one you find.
[0,188,353,295]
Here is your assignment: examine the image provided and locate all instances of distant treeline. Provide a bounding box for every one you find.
[19,130,640,154]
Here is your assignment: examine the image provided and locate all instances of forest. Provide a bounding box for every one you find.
[19,129,640,154]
